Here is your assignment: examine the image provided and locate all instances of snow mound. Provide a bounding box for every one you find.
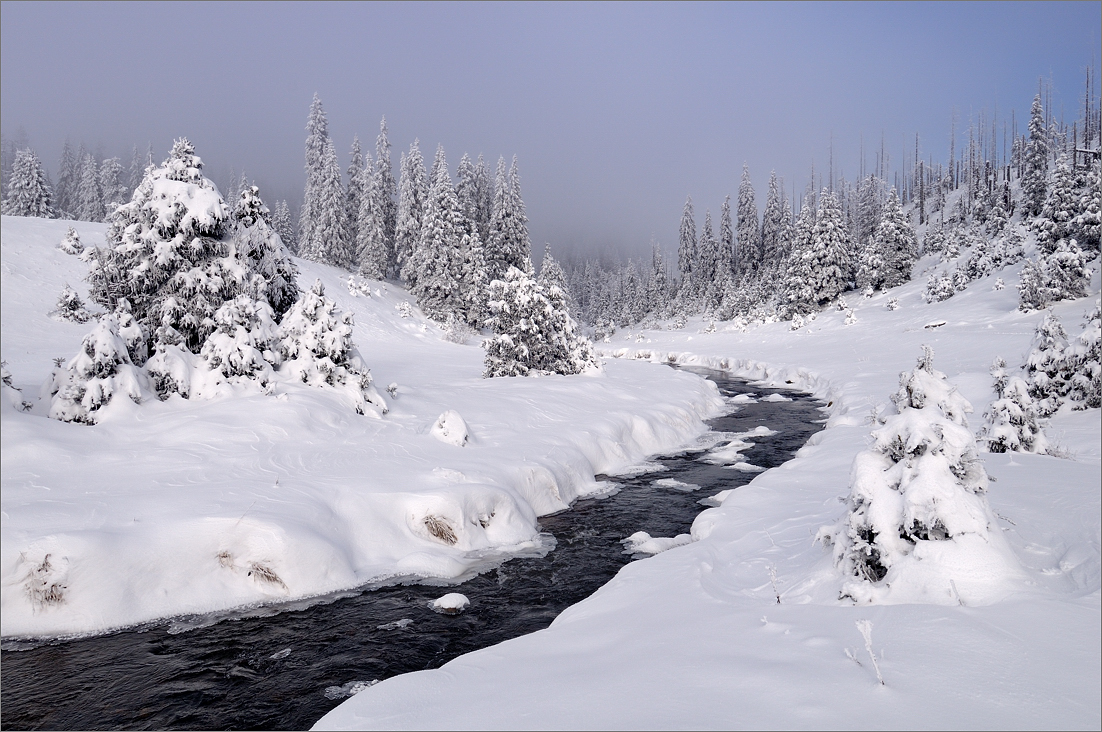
[430,593,470,615]
[702,437,754,464]
[724,462,766,472]
[761,393,792,402]
[430,410,469,447]
[653,478,701,492]
[621,531,693,555]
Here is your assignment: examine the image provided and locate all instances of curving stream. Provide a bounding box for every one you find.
[0,368,825,731]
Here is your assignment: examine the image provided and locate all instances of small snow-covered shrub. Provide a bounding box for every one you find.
[58,227,83,254]
[789,313,805,330]
[51,285,92,323]
[818,346,1017,604]
[993,278,1005,291]
[924,271,955,303]
[886,298,899,311]
[46,312,150,424]
[483,266,599,378]
[277,279,387,416]
[844,309,857,326]
[2,361,32,412]
[980,357,1048,454]
[1018,239,1094,312]
[200,295,280,385]
[1024,313,1073,416]
[431,410,469,447]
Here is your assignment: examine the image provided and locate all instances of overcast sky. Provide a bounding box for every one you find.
[2,1,1099,261]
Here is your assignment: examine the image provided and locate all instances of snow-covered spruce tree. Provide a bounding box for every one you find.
[299,93,330,261]
[199,294,280,388]
[1074,162,1100,253]
[356,154,390,280]
[818,346,1012,603]
[301,139,350,267]
[981,357,1048,454]
[76,153,104,222]
[231,184,299,320]
[485,156,533,283]
[272,200,297,253]
[1034,153,1080,254]
[804,189,852,307]
[2,148,54,218]
[1064,300,1101,409]
[483,265,598,378]
[677,196,698,299]
[922,221,947,255]
[58,226,83,254]
[924,270,956,303]
[698,210,721,306]
[456,211,488,327]
[277,279,387,415]
[395,140,428,286]
[539,244,570,311]
[855,236,884,292]
[410,146,467,322]
[736,164,760,275]
[1017,238,1093,311]
[52,284,92,323]
[760,172,787,271]
[99,157,128,213]
[1024,312,1071,416]
[782,194,817,316]
[874,187,918,288]
[46,311,148,424]
[54,140,78,216]
[1021,94,1049,218]
[719,195,736,276]
[345,137,366,250]
[374,118,398,274]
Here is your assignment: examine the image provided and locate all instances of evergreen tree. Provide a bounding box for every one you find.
[300,93,330,259]
[783,194,818,315]
[1021,94,1049,217]
[874,187,918,288]
[99,157,128,213]
[455,153,479,226]
[1074,162,1100,253]
[356,154,390,279]
[232,184,299,319]
[760,172,787,271]
[2,148,54,218]
[76,153,103,222]
[1064,300,1101,409]
[473,154,493,244]
[272,200,297,254]
[677,196,697,289]
[486,155,533,282]
[981,357,1049,454]
[1034,153,1082,253]
[410,146,466,321]
[55,140,78,216]
[345,137,366,250]
[539,244,570,309]
[395,140,428,285]
[719,195,735,275]
[804,189,852,306]
[374,118,398,275]
[1018,239,1094,311]
[736,164,760,275]
[301,139,350,267]
[1024,313,1072,416]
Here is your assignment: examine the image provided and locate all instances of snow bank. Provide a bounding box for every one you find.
[317,249,1100,730]
[1,216,725,639]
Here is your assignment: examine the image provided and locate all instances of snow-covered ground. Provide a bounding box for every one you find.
[316,250,1100,728]
[0,215,725,638]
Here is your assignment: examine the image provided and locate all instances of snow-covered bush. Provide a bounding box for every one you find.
[818,346,1016,604]
[1024,313,1071,416]
[2,361,32,412]
[1018,239,1093,312]
[277,280,387,415]
[924,271,955,303]
[1062,300,1101,409]
[58,227,83,255]
[46,312,149,424]
[483,266,599,378]
[980,357,1048,454]
[886,298,899,311]
[51,285,92,323]
[200,295,280,386]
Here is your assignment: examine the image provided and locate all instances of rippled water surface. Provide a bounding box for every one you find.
[0,368,825,730]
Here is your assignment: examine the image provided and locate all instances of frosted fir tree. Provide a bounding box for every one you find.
[231,184,299,319]
[58,226,83,254]
[1033,153,1080,253]
[677,196,698,300]
[356,154,390,280]
[271,200,297,254]
[344,137,366,249]
[374,118,398,273]
[853,176,883,254]
[299,93,330,259]
[2,148,54,218]
[87,139,248,355]
[485,156,533,283]
[483,266,598,378]
[818,346,1009,603]
[719,195,735,275]
[200,295,280,386]
[874,187,918,288]
[51,284,92,323]
[855,237,884,292]
[782,194,818,316]
[760,172,788,270]
[804,190,852,307]
[455,153,480,228]
[75,153,104,222]
[46,311,149,424]
[922,221,947,255]
[456,212,488,327]
[54,140,78,216]
[301,139,350,267]
[98,157,129,213]
[1073,163,1100,253]
[276,279,387,416]
[697,210,719,289]
[395,140,428,285]
[410,147,467,322]
[924,270,956,303]
[980,357,1049,454]
[1024,313,1071,416]
[1064,300,1101,409]
[1021,94,1048,218]
[1017,239,1093,311]
[736,164,760,275]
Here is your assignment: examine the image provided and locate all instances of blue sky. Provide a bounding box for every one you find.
[2,1,1099,260]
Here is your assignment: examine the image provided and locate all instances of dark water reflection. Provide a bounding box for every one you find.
[0,369,824,730]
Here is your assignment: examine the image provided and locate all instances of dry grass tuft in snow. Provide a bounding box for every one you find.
[24,554,66,610]
[423,515,458,545]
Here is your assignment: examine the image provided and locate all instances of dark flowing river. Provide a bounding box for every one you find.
[0,368,825,731]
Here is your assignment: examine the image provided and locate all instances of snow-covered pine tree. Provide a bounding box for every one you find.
[760,172,787,272]
[677,196,697,296]
[1021,94,1049,218]
[1074,162,1100,253]
[302,139,350,267]
[736,164,760,275]
[1024,312,1072,416]
[410,146,467,322]
[783,194,817,316]
[345,137,366,250]
[457,210,488,328]
[277,279,388,416]
[818,346,1004,603]
[855,236,884,292]
[99,157,128,214]
[272,200,297,254]
[804,189,852,307]
[1034,153,1080,253]
[59,226,83,254]
[1017,238,1093,311]
[395,140,428,286]
[472,154,493,244]
[719,194,735,276]
[1,148,54,218]
[539,244,571,311]
[199,294,280,387]
[54,140,78,216]
[46,311,148,424]
[1064,300,1101,409]
[854,176,883,254]
[485,156,533,283]
[231,184,299,319]
[483,266,598,378]
[374,118,398,275]
[52,284,92,323]
[76,153,103,222]
[455,153,479,227]
[299,93,330,260]
[981,356,1049,454]
[698,209,718,290]
[356,154,390,280]
[874,187,918,288]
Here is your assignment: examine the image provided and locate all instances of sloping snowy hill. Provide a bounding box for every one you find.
[0,215,725,638]
[317,247,1100,727]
